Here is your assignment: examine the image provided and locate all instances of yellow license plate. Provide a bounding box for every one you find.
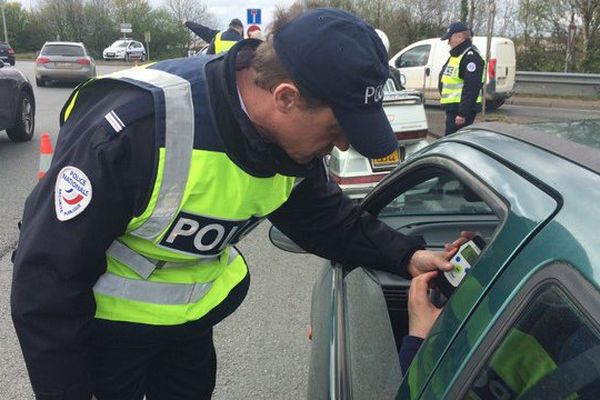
[372,149,400,167]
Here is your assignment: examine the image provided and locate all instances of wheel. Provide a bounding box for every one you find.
[6,90,35,142]
[141,54,146,62]
[9,59,14,66]
[125,53,130,62]
[35,78,45,87]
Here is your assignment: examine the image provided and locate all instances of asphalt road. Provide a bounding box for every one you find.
[1,61,600,399]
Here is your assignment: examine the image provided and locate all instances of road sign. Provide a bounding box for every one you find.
[120,23,132,33]
[144,31,151,43]
[247,8,261,25]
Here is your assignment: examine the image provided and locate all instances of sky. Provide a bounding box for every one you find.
[201,0,296,30]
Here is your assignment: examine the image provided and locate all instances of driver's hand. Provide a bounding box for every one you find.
[408,271,442,338]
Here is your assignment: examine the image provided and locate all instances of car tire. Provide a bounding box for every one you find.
[6,90,35,142]
[10,60,14,66]
[125,53,130,62]
[141,54,146,62]
[35,78,45,87]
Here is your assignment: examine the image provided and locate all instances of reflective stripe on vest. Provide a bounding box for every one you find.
[94,247,239,305]
[106,240,220,280]
[108,67,195,240]
[214,31,237,54]
[440,46,483,105]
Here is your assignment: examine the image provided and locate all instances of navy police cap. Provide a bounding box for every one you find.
[441,21,470,40]
[273,8,397,159]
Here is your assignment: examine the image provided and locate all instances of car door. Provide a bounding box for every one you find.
[424,261,600,400]
[0,64,13,129]
[395,44,432,97]
[323,134,560,400]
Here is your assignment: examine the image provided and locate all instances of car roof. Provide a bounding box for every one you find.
[460,121,600,175]
[44,41,85,47]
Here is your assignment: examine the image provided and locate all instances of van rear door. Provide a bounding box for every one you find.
[492,39,516,94]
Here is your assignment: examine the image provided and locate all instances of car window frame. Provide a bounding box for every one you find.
[448,262,600,399]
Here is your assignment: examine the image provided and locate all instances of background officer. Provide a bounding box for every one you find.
[185,17,244,54]
[438,22,485,135]
[12,7,467,400]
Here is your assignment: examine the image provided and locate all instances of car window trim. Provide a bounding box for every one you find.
[448,262,600,399]
[331,263,351,400]
[361,155,508,223]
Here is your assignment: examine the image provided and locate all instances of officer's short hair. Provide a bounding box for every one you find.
[460,29,472,40]
[251,5,325,110]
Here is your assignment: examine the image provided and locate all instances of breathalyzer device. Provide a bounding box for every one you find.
[436,235,486,298]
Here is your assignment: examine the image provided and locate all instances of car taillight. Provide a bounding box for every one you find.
[330,173,387,185]
[76,58,91,65]
[488,58,497,79]
[395,129,428,141]
[8,48,14,54]
[36,57,50,64]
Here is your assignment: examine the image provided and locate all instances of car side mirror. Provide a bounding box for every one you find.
[395,57,402,68]
[268,226,306,254]
[35,50,40,56]
[400,73,406,87]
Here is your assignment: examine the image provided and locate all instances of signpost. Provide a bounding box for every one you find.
[120,22,132,38]
[144,31,151,61]
[247,8,261,25]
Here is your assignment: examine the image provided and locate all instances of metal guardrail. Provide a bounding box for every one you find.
[515,71,600,98]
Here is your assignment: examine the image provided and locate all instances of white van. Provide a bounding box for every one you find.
[389,37,516,109]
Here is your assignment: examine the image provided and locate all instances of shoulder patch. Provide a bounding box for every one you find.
[55,166,93,221]
[466,62,477,72]
[467,50,473,56]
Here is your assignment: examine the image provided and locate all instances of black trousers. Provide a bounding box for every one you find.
[444,110,477,135]
[90,329,216,400]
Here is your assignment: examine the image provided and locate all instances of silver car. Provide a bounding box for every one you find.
[34,42,96,87]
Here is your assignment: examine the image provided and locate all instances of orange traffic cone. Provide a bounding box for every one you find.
[37,132,53,180]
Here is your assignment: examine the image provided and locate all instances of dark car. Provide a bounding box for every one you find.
[0,59,35,141]
[0,41,15,66]
[272,120,600,399]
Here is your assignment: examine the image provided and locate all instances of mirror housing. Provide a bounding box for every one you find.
[269,226,306,254]
[399,73,407,87]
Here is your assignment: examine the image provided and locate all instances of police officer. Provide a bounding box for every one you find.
[439,22,485,135]
[185,18,244,54]
[12,8,466,399]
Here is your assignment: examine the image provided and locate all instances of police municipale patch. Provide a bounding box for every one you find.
[467,62,477,72]
[55,166,93,221]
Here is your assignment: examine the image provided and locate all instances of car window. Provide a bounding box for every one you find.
[398,45,431,68]
[380,173,493,218]
[42,45,84,57]
[112,41,128,48]
[465,283,600,399]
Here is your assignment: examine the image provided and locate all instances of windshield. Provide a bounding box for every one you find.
[42,45,84,57]
[111,40,129,48]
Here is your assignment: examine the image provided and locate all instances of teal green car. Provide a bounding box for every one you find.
[272,120,600,399]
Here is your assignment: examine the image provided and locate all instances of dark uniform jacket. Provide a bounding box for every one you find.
[11,40,425,398]
[438,39,485,117]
